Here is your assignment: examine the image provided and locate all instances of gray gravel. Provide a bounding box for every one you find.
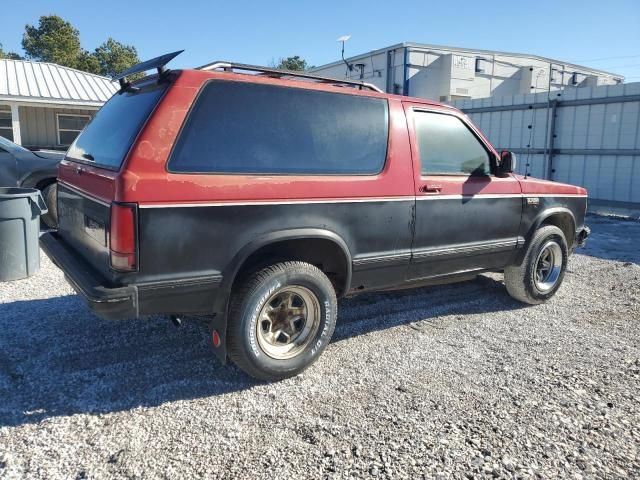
[0,214,638,479]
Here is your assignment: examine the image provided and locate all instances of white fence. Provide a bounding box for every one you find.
[453,82,640,207]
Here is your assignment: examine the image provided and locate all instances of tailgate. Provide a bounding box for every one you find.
[57,182,113,281]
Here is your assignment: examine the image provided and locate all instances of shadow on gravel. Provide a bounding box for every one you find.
[0,295,255,428]
[0,275,523,428]
[581,214,640,265]
[333,274,524,342]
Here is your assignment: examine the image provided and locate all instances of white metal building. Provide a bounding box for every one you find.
[310,42,624,102]
[0,59,117,150]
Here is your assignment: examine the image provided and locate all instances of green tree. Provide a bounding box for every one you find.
[22,15,82,67]
[273,56,309,71]
[76,49,101,75]
[93,38,141,78]
[0,43,23,60]
[17,15,142,79]
[19,16,142,78]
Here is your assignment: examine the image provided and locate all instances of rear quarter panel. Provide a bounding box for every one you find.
[118,72,417,293]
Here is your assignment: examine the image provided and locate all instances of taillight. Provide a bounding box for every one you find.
[109,203,138,272]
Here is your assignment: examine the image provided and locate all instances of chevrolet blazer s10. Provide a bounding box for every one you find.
[41,53,590,380]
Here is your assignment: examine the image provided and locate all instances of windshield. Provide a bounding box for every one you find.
[66,80,169,169]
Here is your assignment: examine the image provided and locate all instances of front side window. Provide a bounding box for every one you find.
[169,81,389,175]
[414,111,490,176]
[57,114,91,146]
[0,108,13,142]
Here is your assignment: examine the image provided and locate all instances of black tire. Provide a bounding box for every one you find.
[227,261,337,381]
[41,183,58,229]
[504,225,568,304]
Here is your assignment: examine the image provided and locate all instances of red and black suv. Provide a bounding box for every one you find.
[41,52,590,380]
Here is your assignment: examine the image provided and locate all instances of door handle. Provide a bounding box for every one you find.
[420,184,442,194]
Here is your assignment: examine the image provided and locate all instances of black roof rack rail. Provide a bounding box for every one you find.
[113,50,184,89]
[196,61,384,93]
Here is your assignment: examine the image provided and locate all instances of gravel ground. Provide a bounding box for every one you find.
[0,214,638,479]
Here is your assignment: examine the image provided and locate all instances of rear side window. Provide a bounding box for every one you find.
[414,111,490,176]
[168,81,389,175]
[66,81,168,169]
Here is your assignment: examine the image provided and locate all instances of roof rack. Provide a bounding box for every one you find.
[196,61,383,93]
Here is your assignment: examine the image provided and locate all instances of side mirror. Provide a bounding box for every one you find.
[498,150,517,176]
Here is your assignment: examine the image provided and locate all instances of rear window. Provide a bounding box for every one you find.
[66,80,168,169]
[168,80,389,175]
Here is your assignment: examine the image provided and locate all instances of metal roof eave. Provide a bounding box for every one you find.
[309,42,624,80]
[0,96,104,109]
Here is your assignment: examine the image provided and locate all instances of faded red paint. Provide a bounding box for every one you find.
[58,160,119,202]
[516,175,587,196]
[58,68,587,206]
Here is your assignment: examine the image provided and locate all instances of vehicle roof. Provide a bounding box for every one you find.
[178,68,459,112]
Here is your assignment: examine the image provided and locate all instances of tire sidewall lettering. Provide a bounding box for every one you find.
[248,281,282,357]
[311,299,332,356]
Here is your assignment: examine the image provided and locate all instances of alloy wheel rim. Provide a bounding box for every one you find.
[534,241,563,293]
[256,286,320,360]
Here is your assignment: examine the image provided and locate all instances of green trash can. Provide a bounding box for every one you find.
[0,187,48,281]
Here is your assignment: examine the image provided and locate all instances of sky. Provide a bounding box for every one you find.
[2,0,640,81]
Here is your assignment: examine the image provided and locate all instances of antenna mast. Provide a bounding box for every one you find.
[337,35,353,75]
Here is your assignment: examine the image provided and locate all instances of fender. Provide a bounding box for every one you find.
[515,206,577,265]
[532,206,577,241]
[19,171,56,190]
[208,228,352,364]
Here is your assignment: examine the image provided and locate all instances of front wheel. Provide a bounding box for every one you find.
[41,183,58,229]
[504,225,568,304]
[227,261,337,381]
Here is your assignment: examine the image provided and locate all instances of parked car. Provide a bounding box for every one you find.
[40,53,590,381]
[0,136,64,228]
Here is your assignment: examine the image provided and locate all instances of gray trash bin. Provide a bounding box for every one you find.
[0,187,48,281]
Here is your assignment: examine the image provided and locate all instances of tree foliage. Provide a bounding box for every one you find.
[22,15,82,66]
[93,38,141,78]
[273,56,309,71]
[16,15,140,78]
[76,49,102,75]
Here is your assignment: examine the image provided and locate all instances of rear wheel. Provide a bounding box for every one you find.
[227,261,337,381]
[504,225,568,304]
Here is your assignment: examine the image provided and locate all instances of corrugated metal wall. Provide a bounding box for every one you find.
[19,106,96,149]
[454,82,640,206]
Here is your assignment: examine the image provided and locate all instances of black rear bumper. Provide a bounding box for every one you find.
[40,232,224,320]
[40,233,138,320]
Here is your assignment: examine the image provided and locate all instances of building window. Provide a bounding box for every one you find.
[0,108,13,142]
[57,114,91,146]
